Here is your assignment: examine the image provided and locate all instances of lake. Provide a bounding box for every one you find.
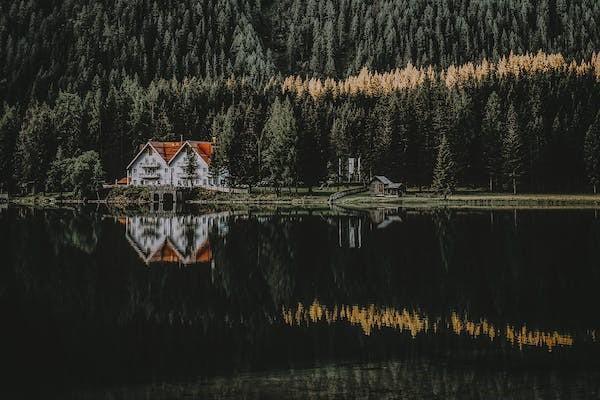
[1,205,600,399]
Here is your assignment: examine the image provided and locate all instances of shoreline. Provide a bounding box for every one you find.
[337,193,600,209]
[6,191,600,210]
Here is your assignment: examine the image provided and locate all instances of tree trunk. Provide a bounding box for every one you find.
[512,176,517,195]
[489,176,493,192]
[594,184,597,194]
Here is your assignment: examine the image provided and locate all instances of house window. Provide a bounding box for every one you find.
[147,148,152,156]
[203,179,207,185]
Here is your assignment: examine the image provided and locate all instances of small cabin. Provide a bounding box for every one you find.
[369,176,404,196]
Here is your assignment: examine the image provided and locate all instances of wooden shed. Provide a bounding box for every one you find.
[369,176,404,196]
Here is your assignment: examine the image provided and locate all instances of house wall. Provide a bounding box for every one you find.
[128,148,171,186]
[169,148,211,187]
[370,181,384,195]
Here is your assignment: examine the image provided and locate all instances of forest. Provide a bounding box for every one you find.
[1,0,600,193]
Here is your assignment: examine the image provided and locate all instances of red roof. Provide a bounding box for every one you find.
[116,177,130,185]
[140,140,214,165]
[147,141,184,163]
[187,141,213,165]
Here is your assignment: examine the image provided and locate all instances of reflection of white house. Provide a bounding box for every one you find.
[122,213,229,265]
[337,217,363,249]
[124,140,227,188]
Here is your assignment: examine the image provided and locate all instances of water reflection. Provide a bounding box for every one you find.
[283,300,585,352]
[122,212,228,265]
[73,360,600,400]
[4,206,600,398]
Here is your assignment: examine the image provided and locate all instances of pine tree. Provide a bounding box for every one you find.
[46,147,70,193]
[482,92,503,191]
[432,134,456,194]
[54,92,83,155]
[239,101,262,190]
[182,146,198,187]
[502,105,524,194]
[213,106,238,186]
[262,97,298,193]
[297,97,328,192]
[584,112,600,194]
[0,104,19,191]
[15,102,56,193]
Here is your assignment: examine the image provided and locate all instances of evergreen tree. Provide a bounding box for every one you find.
[584,112,600,194]
[53,92,83,155]
[297,97,329,192]
[0,104,19,191]
[213,107,237,185]
[239,101,262,190]
[262,97,298,193]
[46,147,71,193]
[502,105,524,194]
[15,103,56,193]
[482,92,503,191]
[432,134,456,194]
[182,146,199,187]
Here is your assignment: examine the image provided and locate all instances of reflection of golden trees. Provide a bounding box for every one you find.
[282,52,600,98]
[283,300,586,352]
[283,302,431,337]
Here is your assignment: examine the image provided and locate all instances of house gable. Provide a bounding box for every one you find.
[167,141,212,166]
[127,141,169,170]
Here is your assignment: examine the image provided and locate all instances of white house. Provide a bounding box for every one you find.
[124,140,227,188]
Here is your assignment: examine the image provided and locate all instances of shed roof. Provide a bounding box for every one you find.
[387,183,403,189]
[372,175,393,185]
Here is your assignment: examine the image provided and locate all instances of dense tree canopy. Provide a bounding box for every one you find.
[0,1,599,194]
[2,0,599,103]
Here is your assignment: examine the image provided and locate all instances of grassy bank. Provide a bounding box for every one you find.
[340,192,600,209]
[188,187,336,206]
[9,192,83,206]
[8,186,600,209]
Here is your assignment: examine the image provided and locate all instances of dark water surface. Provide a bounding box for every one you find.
[1,206,600,399]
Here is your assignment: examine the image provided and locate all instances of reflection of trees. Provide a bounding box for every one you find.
[45,208,102,255]
[432,208,456,272]
[284,300,578,352]
[257,216,296,306]
[6,207,600,389]
[71,359,600,399]
[183,217,197,255]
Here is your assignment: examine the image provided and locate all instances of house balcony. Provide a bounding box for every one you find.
[140,174,160,179]
[178,173,198,179]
